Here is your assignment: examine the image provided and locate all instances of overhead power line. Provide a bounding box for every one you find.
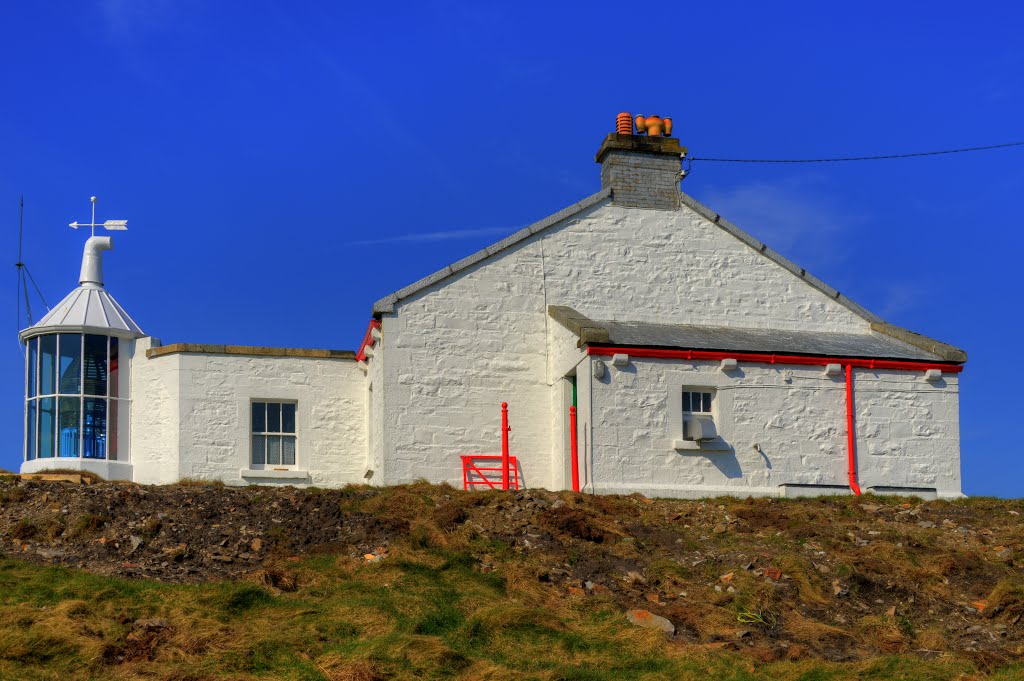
[688,140,1024,163]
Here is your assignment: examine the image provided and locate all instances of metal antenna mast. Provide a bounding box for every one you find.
[15,196,50,336]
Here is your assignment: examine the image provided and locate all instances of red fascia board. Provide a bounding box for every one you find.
[355,319,382,362]
[586,346,964,373]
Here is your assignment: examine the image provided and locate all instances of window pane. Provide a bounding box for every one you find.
[682,392,691,412]
[58,333,81,394]
[26,400,36,460]
[251,403,266,433]
[39,335,56,395]
[109,338,119,399]
[27,338,37,398]
[267,435,281,465]
[108,399,118,461]
[252,434,266,465]
[58,397,80,457]
[282,436,295,465]
[267,403,281,433]
[38,397,55,458]
[703,393,712,412]
[282,403,295,434]
[83,398,106,459]
[83,334,108,396]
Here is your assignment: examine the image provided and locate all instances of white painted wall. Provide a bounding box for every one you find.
[378,199,889,491]
[128,346,366,487]
[585,356,961,499]
[129,337,180,484]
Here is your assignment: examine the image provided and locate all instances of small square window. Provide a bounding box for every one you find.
[251,401,296,468]
[683,390,713,414]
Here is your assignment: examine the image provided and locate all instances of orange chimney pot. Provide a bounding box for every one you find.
[616,112,633,135]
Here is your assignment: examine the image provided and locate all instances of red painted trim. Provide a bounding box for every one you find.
[461,455,520,491]
[501,402,511,491]
[355,320,382,362]
[586,346,964,373]
[569,406,580,493]
[845,364,862,496]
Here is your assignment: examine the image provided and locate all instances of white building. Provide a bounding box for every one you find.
[20,122,967,498]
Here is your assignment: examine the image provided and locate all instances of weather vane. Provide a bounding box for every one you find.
[69,196,128,236]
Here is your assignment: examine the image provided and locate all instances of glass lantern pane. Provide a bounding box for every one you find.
[83,398,107,459]
[38,397,55,458]
[27,338,37,398]
[83,335,108,396]
[58,333,81,394]
[252,434,266,465]
[26,400,36,461]
[58,397,80,457]
[108,399,118,461]
[282,403,295,434]
[39,335,57,395]
[109,337,119,399]
[251,402,266,433]
[267,435,281,465]
[282,436,296,465]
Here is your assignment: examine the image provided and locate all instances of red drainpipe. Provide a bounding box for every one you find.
[501,402,511,491]
[845,364,862,496]
[569,406,580,492]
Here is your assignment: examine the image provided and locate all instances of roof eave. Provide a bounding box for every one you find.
[19,325,146,343]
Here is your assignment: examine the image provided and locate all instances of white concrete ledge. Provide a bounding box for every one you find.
[672,438,732,452]
[780,484,853,498]
[589,483,783,499]
[20,458,134,481]
[239,469,310,481]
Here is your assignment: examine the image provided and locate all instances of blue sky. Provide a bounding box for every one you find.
[2,1,1022,496]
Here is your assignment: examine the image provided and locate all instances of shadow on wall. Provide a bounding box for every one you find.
[679,448,744,479]
[754,443,773,469]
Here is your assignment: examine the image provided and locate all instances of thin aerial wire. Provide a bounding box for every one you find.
[24,266,47,311]
[688,140,1024,163]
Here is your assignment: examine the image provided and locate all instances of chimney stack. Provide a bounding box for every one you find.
[596,113,684,211]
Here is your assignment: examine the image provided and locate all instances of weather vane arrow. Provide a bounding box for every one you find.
[69,196,128,236]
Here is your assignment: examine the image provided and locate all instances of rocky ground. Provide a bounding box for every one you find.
[1,475,1023,670]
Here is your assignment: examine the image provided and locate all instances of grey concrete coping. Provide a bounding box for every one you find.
[146,343,356,360]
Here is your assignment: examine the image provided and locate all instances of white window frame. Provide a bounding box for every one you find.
[670,384,729,451]
[250,400,298,470]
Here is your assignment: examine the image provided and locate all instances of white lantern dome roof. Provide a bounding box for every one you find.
[19,236,144,342]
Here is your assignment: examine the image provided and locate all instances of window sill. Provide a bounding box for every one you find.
[673,438,731,452]
[240,468,309,481]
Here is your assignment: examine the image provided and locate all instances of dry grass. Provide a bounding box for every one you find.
[1,483,1024,679]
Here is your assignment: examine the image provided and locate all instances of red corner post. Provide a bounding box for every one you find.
[845,364,863,496]
[501,402,511,491]
[569,406,580,492]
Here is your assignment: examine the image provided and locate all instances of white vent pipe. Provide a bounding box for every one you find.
[80,236,113,286]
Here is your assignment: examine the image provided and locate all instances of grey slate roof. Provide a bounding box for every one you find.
[592,319,944,362]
